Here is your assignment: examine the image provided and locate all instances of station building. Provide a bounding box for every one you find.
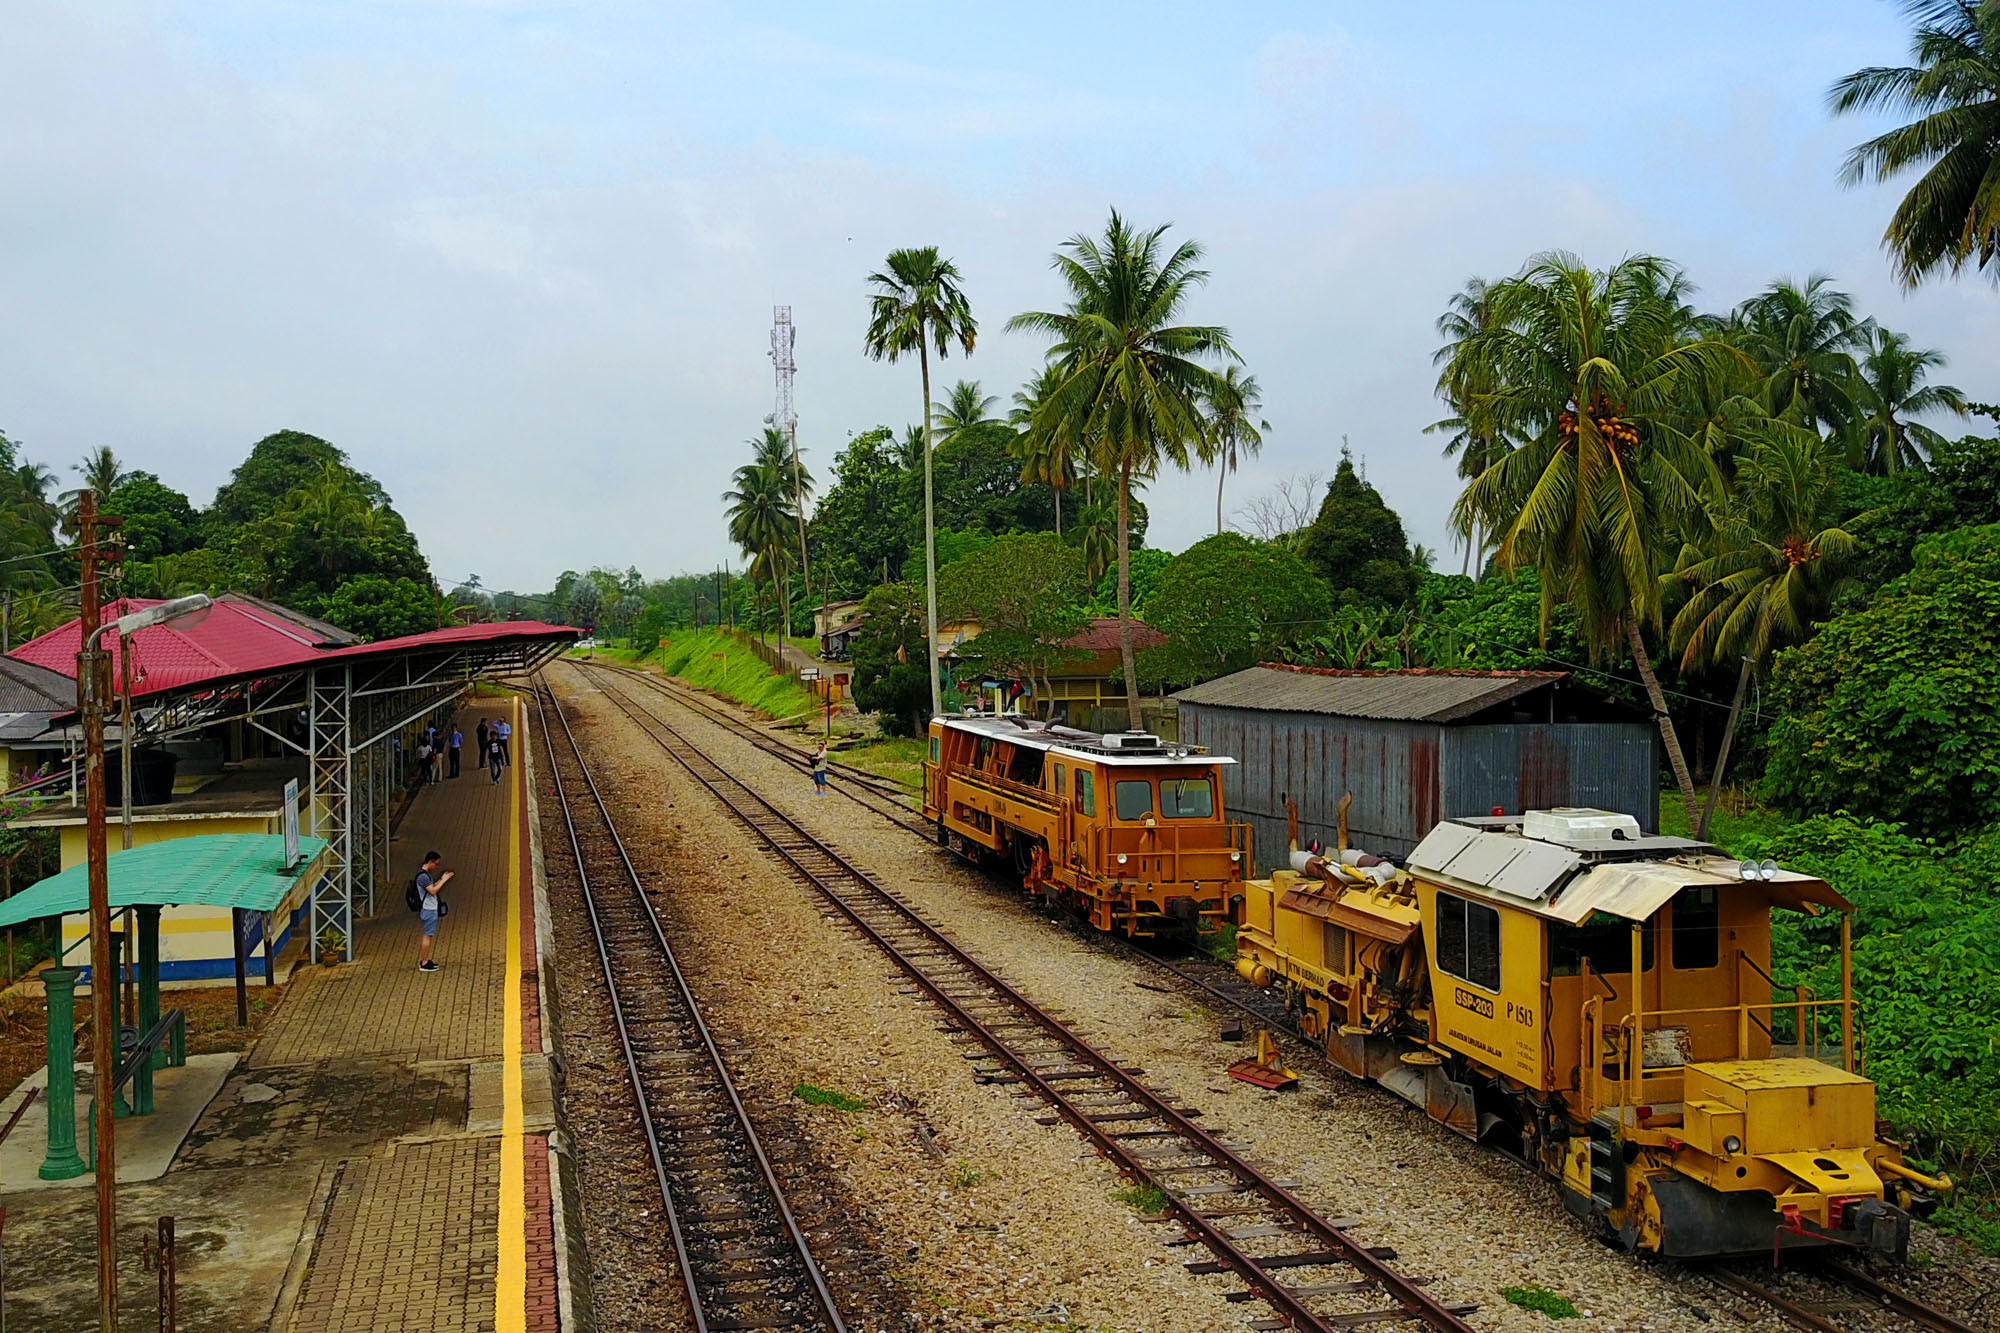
[4,597,574,980]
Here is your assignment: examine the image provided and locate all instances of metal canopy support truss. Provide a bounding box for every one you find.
[309,666,354,962]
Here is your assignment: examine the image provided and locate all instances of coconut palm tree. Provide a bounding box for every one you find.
[59,446,135,517]
[1009,366,1078,536]
[933,380,998,443]
[1731,276,1870,435]
[1072,503,1115,581]
[863,247,978,719]
[1008,211,1237,729]
[1850,326,1968,473]
[1205,367,1267,536]
[1668,430,1856,833]
[748,424,813,610]
[1449,251,1748,831]
[1430,277,1513,574]
[1831,1,2000,286]
[724,453,800,640]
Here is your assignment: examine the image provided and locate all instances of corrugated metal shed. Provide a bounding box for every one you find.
[1177,665,1658,868]
[1175,665,1563,723]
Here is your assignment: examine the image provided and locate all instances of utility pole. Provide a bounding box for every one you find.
[74,491,121,1333]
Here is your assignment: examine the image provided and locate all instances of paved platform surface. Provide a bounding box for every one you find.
[0,695,565,1332]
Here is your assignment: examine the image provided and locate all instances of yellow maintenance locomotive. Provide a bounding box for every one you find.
[923,713,1250,937]
[1234,805,1949,1260]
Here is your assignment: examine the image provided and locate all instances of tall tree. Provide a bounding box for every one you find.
[1851,326,1968,473]
[1429,277,1511,575]
[1449,251,1746,830]
[864,247,978,720]
[722,452,800,638]
[59,446,134,520]
[933,380,999,441]
[1008,211,1236,729]
[1205,366,1267,535]
[1830,0,2000,286]
[1009,366,1078,536]
[1668,430,1857,831]
[1732,276,1870,434]
[751,424,814,603]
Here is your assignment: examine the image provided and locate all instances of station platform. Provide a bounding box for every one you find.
[0,694,576,1332]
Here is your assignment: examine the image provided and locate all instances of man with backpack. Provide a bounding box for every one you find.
[408,851,454,972]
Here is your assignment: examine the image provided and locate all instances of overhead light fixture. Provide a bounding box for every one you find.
[110,594,212,639]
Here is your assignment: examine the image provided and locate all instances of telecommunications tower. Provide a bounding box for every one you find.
[767,305,810,590]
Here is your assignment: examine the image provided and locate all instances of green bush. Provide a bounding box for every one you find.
[1764,524,2000,834]
[1709,810,2000,1219]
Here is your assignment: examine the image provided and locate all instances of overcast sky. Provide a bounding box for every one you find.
[3,2,1994,593]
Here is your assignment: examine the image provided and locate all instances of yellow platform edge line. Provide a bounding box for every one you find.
[497,694,528,1333]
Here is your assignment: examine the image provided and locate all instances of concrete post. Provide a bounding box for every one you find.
[38,966,86,1180]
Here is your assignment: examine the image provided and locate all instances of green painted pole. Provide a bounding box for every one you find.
[104,934,129,1120]
[136,906,160,1115]
[38,966,86,1180]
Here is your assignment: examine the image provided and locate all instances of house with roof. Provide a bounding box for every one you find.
[1176,663,1657,870]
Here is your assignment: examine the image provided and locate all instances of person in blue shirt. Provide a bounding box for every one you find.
[416,850,454,972]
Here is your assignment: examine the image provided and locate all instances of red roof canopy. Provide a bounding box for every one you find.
[11,600,578,700]
[1063,617,1165,653]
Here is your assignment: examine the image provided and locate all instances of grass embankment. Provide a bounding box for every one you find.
[835,736,926,798]
[657,630,816,720]
[1663,792,2000,1251]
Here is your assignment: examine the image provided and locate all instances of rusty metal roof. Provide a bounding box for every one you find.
[1174,664,1565,723]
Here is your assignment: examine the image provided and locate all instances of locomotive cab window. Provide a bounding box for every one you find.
[1435,891,1501,991]
[1052,762,1065,795]
[1115,780,1154,821]
[1074,769,1096,816]
[1159,777,1213,818]
[1550,913,1654,977]
[1671,885,1720,970]
[929,737,939,763]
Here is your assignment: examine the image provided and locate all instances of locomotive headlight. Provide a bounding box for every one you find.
[1229,851,1241,862]
[1116,853,1128,865]
[1723,1135,1743,1155]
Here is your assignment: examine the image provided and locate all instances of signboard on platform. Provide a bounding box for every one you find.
[800,667,820,681]
[282,778,300,870]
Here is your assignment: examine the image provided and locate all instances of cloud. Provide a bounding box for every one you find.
[0,0,1990,598]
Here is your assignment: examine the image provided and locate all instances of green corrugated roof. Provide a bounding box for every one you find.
[0,834,330,927]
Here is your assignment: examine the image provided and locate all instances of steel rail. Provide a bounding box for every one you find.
[532,680,847,1333]
[573,659,928,830]
[1820,1262,1988,1333]
[1705,1267,1847,1332]
[584,663,1477,1333]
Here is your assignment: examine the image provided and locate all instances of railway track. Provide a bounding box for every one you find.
[567,663,1988,1333]
[574,658,933,836]
[577,662,1479,1333]
[532,680,849,1333]
[1704,1261,1989,1333]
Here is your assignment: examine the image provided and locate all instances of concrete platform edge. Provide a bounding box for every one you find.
[519,682,594,1333]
